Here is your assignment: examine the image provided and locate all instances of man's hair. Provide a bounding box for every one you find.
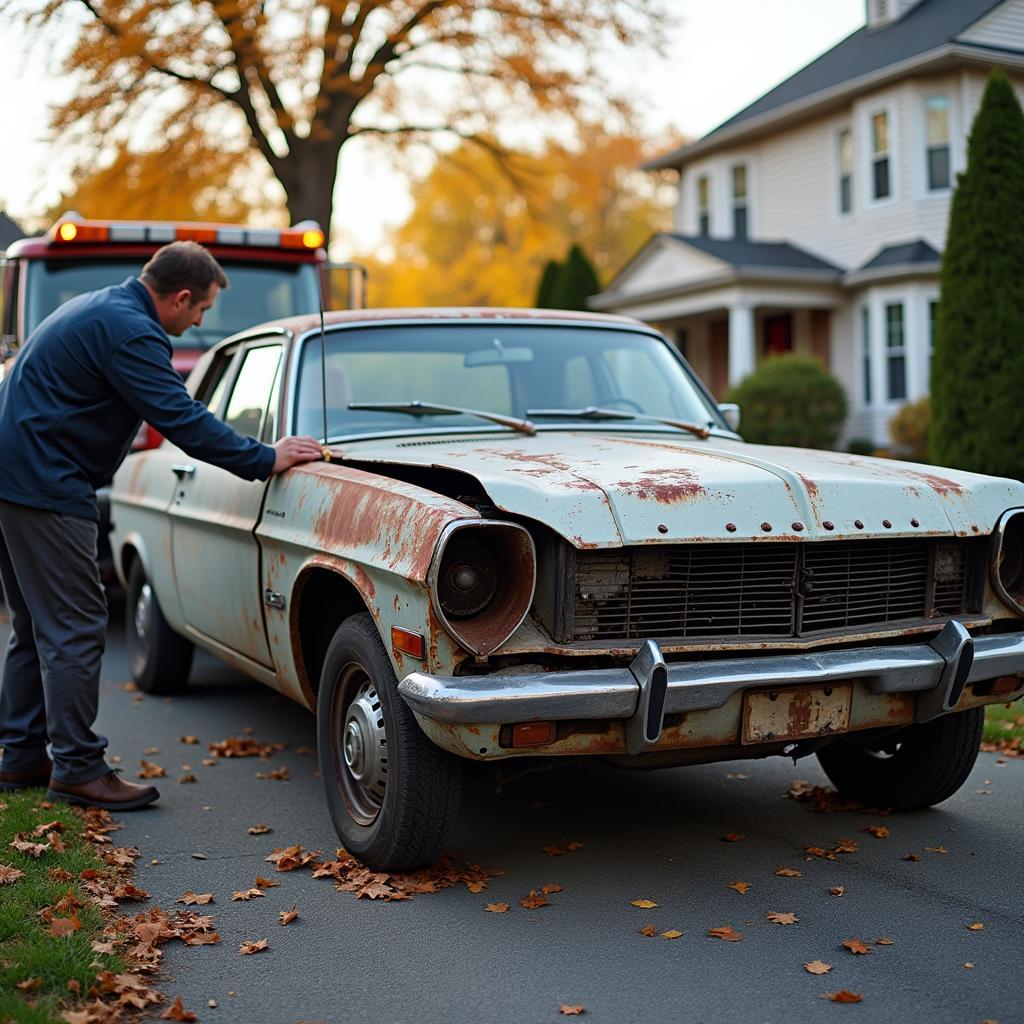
[141,241,228,301]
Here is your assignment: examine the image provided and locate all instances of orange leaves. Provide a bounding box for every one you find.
[804,960,832,975]
[829,887,845,897]
[966,922,985,931]
[639,925,657,937]
[161,996,198,1021]
[660,930,683,940]
[824,990,864,1003]
[253,876,279,889]
[0,863,25,884]
[842,939,872,955]
[176,892,214,905]
[48,911,83,937]
[903,853,922,862]
[255,766,290,781]
[278,905,299,926]
[543,841,584,857]
[465,879,488,894]
[239,938,269,955]
[542,884,563,895]
[559,1006,585,1016]
[630,899,657,909]
[925,846,948,854]
[727,881,751,894]
[767,912,798,926]
[721,832,745,843]
[179,735,199,745]
[11,838,50,858]
[520,890,550,910]
[136,760,166,779]
[247,824,272,835]
[707,926,743,942]
[775,867,802,878]
[485,903,510,914]
[861,825,890,839]
[230,888,266,901]
[265,845,320,872]
[209,736,286,759]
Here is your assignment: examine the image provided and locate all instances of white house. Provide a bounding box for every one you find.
[590,0,1024,445]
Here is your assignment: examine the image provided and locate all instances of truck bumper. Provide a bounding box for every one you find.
[398,622,1024,759]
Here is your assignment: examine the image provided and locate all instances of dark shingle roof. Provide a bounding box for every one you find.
[0,211,24,250]
[649,0,1007,168]
[858,239,941,270]
[670,234,841,273]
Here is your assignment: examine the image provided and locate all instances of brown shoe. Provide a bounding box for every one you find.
[0,760,53,792]
[47,771,159,811]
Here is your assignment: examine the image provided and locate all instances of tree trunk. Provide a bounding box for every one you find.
[276,136,346,233]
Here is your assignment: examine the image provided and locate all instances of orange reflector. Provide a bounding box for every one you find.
[302,229,325,248]
[57,222,78,241]
[391,626,425,660]
[511,722,556,747]
[176,227,217,243]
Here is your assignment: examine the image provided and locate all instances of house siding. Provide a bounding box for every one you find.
[958,0,1024,47]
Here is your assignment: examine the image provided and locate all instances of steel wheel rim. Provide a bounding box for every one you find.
[134,582,153,645]
[331,663,387,826]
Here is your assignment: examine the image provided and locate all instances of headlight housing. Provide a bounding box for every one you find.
[429,521,536,656]
[992,509,1024,614]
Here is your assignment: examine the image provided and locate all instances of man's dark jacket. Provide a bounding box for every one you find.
[0,278,276,522]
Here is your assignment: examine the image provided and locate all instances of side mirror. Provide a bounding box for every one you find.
[718,403,741,432]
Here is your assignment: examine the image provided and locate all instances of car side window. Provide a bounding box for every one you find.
[223,344,283,440]
[195,346,239,413]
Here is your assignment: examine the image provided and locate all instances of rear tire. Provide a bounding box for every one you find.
[126,559,194,694]
[317,612,461,871]
[816,707,984,810]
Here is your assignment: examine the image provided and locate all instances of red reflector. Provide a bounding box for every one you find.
[512,722,555,747]
[176,227,217,243]
[391,627,425,659]
[992,675,1021,695]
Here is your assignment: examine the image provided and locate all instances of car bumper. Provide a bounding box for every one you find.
[398,622,1024,757]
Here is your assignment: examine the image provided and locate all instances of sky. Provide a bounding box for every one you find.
[0,0,865,258]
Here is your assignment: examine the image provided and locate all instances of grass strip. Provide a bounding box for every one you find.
[983,700,1024,753]
[0,789,127,1024]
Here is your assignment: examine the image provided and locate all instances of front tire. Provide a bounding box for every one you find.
[126,559,194,694]
[317,613,462,870]
[816,707,984,810]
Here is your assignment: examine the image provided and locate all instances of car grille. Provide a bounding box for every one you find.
[571,539,971,643]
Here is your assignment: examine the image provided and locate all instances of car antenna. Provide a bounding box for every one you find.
[319,299,330,462]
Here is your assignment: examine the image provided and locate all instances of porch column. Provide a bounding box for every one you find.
[728,303,756,385]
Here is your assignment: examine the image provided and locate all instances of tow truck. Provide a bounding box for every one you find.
[0,213,365,575]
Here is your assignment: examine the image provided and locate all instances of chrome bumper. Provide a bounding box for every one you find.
[398,623,1024,755]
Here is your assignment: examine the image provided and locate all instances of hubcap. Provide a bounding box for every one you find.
[134,583,153,644]
[334,670,388,825]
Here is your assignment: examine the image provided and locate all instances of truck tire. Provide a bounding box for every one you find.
[816,707,984,810]
[317,612,461,871]
[126,559,194,694]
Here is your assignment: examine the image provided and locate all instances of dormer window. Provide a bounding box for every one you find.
[925,95,951,191]
[731,165,748,240]
[838,128,853,214]
[697,175,710,236]
[871,111,891,200]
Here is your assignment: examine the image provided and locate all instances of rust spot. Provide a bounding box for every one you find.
[617,469,703,504]
[792,522,804,532]
[906,470,967,497]
[392,594,401,612]
[726,523,737,533]
[822,521,834,531]
[971,525,980,534]
[796,474,821,505]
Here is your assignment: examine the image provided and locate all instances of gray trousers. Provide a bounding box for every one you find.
[0,499,109,783]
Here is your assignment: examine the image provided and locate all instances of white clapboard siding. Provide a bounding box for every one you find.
[959,0,1024,48]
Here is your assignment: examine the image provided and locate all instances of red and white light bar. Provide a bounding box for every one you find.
[47,216,324,250]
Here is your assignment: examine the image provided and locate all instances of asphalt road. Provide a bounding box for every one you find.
[2,602,1023,1024]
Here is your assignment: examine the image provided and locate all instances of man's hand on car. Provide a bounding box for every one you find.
[272,436,328,473]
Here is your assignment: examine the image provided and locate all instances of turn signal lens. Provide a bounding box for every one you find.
[57,222,78,241]
[512,722,555,747]
[302,229,325,248]
[391,626,425,660]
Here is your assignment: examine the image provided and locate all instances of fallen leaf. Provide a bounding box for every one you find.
[191,853,207,860]
[842,939,871,955]
[180,736,199,744]
[248,824,272,835]
[239,939,269,955]
[178,774,197,784]
[0,863,25,884]
[862,825,890,838]
[967,923,984,931]
[520,890,550,910]
[559,1006,585,1016]
[143,746,160,755]
[465,879,487,894]
[137,760,166,779]
[924,846,948,854]
[964,962,974,970]
[875,937,894,946]
[47,831,66,852]
[830,887,845,897]
[253,875,280,889]
[767,912,798,925]
[834,838,859,854]
[11,839,49,857]
[805,846,828,858]
[484,903,510,913]
[542,884,563,895]
[231,888,266,901]
[177,892,214,905]
[16,978,43,991]
[209,736,286,758]
[661,930,683,939]
[201,758,217,767]
[804,960,832,975]
[48,911,82,937]
[707,926,743,942]
[66,979,81,994]
[775,867,802,878]
[725,772,747,779]
[279,905,299,925]
[161,997,198,1021]
[542,841,584,857]
[825,990,863,1004]
[630,899,658,909]
[255,766,290,781]
[727,881,751,894]
[265,845,320,872]
[31,820,64,837]
[639,925,657,936]
[721,832,745,842]
[49,868,74,881]
[903,853,921,862]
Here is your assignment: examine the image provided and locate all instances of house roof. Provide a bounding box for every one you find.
[858,239,941,270]
[668,234,841,273]
[0,211,24,250]
[647,0,1008,169]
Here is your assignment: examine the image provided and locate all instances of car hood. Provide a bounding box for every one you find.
[338,432,1024,547]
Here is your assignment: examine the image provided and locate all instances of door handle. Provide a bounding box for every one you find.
[171,464,196,479]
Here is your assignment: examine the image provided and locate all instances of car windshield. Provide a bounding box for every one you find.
[294,323,723,440]
[25,258,321,348]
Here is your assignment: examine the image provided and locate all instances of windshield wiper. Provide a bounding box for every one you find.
[526,406,710,439]
[348,401,537,436]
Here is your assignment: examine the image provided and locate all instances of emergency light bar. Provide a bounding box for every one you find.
[48,216,325,251]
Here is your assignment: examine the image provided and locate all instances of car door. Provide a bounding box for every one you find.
[168,338,283,667]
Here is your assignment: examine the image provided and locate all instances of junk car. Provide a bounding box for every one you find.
[109,308,1024,869]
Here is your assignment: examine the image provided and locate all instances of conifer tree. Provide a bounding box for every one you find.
[550,245,601,310]
[930,69,1024,478]
[536,260,562,308]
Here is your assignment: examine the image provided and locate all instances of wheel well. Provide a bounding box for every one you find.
[296,568,370,695]
[120,544,141,586]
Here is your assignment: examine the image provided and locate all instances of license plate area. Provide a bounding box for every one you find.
[741,684,853,745]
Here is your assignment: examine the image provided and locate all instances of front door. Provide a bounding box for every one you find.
[170,340,283,667]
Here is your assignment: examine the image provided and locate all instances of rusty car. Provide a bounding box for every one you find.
[109,308,1024,869]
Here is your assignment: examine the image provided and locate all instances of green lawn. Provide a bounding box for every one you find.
[983,700,1024,753]
[0,790,126,1024]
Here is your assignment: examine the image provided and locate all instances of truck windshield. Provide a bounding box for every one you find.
[294,323,724,440]
[25,258,320,347]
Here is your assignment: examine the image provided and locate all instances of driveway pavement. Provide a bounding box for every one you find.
[2,605,1023,1024]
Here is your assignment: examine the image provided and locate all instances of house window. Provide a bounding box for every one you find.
[697,175,710,236]
[871,111,891,200]
[838,128,853,214]
[925,96,951,191]
[731,165,748,239]
[861,305,872,405]
[885,302,906,400]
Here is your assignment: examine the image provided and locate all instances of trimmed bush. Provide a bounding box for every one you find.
[549,244,601,310]
[724,355,847,449]
[847,437,876,457]
[535,259,561,308]
[889,396,930,462]
[930,69,1024,479]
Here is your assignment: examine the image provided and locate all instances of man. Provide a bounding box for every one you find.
[0,241,324,810]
